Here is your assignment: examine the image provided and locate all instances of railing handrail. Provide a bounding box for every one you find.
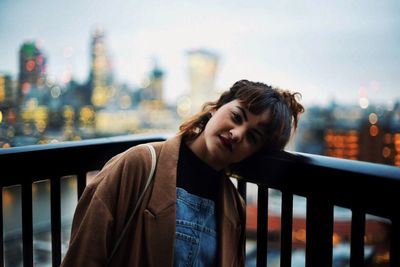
[236,149,400,219]
[294,150,400,180]
[0,133,174,155]
[0,133,172,186]
[2,133,397,178]
[238,149,400,181]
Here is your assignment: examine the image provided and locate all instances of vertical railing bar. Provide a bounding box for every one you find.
[21,182,33,267]
[237,180,247,203]
[237,180,247,259]
[305,195,333,267]
[257,185,269,267]
[0,187,4,267]
[280,191,293,267]
[390,216,400,267]
[77,172,87,200]
[350,210,365,267]
[51,177,62,266]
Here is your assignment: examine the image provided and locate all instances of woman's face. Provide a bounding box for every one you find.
[189,99,270,170]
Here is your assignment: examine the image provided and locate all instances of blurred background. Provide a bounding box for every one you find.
[1,0,399,266]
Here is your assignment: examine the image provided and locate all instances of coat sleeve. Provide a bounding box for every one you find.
[61,184,114,266]
[60,145,151,266]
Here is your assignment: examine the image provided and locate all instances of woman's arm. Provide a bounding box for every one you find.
[61,145,151,266]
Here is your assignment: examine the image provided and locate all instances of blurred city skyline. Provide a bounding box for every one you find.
[1,0,400,106]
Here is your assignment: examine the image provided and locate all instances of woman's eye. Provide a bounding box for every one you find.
[232,112,242,123]
[247,132,258,144]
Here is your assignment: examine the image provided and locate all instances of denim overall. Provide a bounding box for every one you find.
[174,187,218,267]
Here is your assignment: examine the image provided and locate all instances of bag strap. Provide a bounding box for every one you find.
[107,144,157,266]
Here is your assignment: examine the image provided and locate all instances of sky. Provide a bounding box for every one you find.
[1,0,400,106]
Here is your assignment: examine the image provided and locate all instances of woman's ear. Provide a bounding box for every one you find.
[210,108,216,116]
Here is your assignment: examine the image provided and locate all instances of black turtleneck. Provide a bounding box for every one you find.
[177,139,221,204]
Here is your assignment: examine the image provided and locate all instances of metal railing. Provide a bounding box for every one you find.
[1,134,399,267]
[235,150,400,267]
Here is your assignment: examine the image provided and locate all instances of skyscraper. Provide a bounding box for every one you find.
[0,73,13,106]
[148,62,164,103]
[140,60,164,104]
[186,49,219,115]
[89,28,113,108]
[18,41,47,105]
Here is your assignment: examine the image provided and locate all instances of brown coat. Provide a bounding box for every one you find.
[61,135,246,267]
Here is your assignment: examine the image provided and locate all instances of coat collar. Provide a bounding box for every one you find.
[144,135,181,267]
[146,135,181,214]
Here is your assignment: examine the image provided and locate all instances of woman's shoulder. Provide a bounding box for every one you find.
[87,142,162,185]
[95,135,180,183]
[139,134,182,159]
[85,141,167,196]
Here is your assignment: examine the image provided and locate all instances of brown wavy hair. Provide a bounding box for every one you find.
[179,79,305,152]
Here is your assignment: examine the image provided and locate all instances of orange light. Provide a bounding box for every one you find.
[3,190,13,205]
[395,134,400,144]
[293,229,306,242]
[395,154,400,166]
[346,149,358,157]
[396,144,400,152]
[26,59,35,72]
[347,143,359,149]
[7,110,16,123]
[370,125,379,137]
[2,143,10,148]
[348,135,359,143]
[384,134,392,144]
[375,251,390,263]
[382,147,391,158]
[332,233,341,245]
[324,133,333,143]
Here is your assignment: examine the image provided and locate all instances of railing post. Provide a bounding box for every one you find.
[21,182,33,267]
[77,172,87,200]
[390,216,400,267]
[0,187,3,267]
[280,192,293,267]
[350,210,365,267]
[305,194,333,267]
[257,185,268,267]
[51,177,62,266]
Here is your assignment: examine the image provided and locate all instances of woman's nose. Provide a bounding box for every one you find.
[230,127,245,143]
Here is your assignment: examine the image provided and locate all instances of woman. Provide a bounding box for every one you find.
[61,79,304,267]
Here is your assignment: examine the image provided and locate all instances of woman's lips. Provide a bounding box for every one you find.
[218,135,233,152]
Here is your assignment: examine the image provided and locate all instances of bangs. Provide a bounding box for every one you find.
[236,85,278,114]
[235,85,293,151]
